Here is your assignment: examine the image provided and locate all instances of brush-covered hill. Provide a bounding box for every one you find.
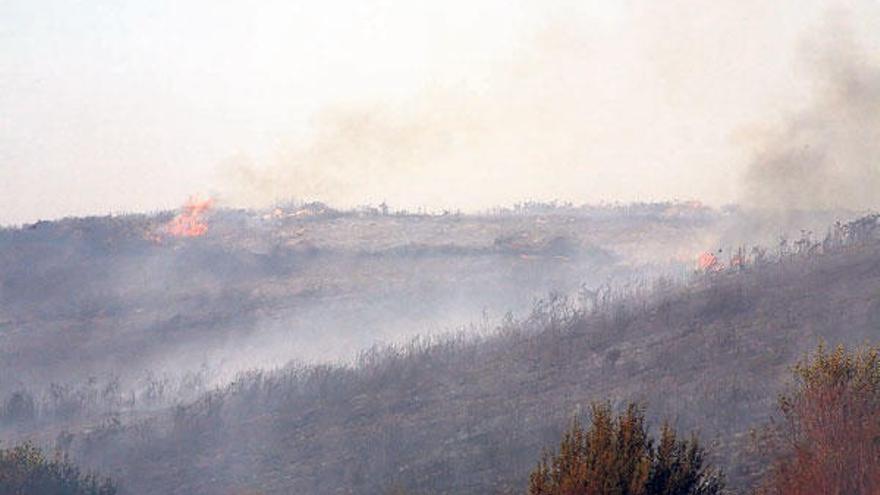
[54,216,880,494]
[0,202,715,394]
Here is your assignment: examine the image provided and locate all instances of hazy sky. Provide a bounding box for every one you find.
[2,0,879,225]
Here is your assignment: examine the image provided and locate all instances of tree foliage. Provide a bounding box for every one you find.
[528,402,723,495]
[759,343,880,495]
[0,442,117,495]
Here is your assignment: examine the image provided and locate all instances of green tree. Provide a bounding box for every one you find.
[528,402,723,495]
[0,442,117,495]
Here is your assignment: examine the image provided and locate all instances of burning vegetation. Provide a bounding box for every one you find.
[4,206,880,494]
[697,251,723,272]
[164,196,214,238]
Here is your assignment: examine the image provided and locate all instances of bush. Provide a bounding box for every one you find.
[2,390,35,424]
[528,402,723,495]
[0,442,117,495]
[758,343,880,494]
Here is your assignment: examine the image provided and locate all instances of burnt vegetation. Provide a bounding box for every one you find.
[2,208,880,493]
[0,202,711,394]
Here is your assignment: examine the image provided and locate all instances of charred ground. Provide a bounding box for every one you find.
[2,203,876,494]
[0,202,714,391]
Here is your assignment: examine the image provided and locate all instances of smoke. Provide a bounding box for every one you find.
[9,1,880,225]
[220,92,498,210]
[214,2,880,216]
[214,10,746,212]
[743,14,880,212]
[217,42,595,211]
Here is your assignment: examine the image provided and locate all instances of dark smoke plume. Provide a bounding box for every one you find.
[744,16,880,212]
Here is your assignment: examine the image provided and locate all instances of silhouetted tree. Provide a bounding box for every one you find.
[528,402,723,495]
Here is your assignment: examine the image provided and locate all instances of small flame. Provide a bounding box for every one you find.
[697,251,723,272]
[165,196,214,238]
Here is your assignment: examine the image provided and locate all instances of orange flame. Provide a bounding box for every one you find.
[165,196,213,238]
[697,251,722,272]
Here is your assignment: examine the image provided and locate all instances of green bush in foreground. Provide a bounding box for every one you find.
[0,442,116,495]
[529,403,723,495]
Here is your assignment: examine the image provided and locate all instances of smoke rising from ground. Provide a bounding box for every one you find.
[213,3,788,213]
[218,34,626,211]
[218,2,880,216]
[5,1,880,223]
[744,14,880,213]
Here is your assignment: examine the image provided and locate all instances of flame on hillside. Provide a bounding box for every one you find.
[697,251,723,272]
[165,196,214,238]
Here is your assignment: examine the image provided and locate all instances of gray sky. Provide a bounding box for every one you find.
[2,0,879,225]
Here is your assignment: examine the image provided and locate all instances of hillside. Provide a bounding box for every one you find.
[0,202,716,395]
[54,219,880,494]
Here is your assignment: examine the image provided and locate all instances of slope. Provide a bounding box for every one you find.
[65,230,880,494]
